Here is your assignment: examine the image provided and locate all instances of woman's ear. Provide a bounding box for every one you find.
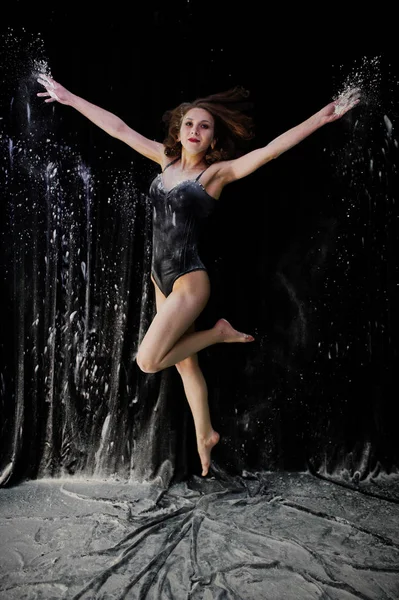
[211,139,217,149]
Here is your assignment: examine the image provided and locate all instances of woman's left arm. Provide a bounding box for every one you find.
[221,90,360,183]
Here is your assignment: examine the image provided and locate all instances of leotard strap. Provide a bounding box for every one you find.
[195,168,208,182]
[162,157,179,172]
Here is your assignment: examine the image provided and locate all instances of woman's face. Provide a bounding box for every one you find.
[178,108,215,155]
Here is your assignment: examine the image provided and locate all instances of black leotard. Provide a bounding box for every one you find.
[149,158,216,297]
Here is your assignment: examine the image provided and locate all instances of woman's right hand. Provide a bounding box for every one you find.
[36,74,73,105]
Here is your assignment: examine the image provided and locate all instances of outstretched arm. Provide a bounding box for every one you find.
[37,75,163,164]
[219,89,360,184]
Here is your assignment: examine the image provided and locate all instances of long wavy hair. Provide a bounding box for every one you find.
[161,86,255,165]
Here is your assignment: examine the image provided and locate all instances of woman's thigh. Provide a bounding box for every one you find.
[139,271,208,358]
[138,277,202,359]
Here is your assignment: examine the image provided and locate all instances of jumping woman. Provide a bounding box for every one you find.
[37,75,359,476]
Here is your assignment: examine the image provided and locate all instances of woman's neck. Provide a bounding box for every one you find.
[179,151,207,172]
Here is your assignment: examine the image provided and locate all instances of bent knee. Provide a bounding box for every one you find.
[136,351,160,374]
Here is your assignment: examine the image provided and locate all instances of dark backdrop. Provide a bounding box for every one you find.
[1,2,398,486]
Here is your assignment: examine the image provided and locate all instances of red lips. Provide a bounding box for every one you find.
[188,137,199,142]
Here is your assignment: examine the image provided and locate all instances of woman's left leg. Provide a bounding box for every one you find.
[176,351,220,476]
[151,275,219,475]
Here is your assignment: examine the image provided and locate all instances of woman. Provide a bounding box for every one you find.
[37,75,360,476]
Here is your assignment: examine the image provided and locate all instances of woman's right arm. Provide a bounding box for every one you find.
[37,75,163,164]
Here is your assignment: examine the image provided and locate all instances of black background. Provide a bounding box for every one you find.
[1,2,398,482]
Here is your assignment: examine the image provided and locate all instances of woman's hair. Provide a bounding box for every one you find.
[161,86,255,164]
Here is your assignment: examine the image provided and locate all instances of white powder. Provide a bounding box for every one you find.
[334,87,360,115]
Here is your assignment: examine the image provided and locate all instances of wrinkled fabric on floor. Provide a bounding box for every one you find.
[0,471,398,599]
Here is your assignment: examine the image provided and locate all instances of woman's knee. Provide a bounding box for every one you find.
[136,347,160,374]
[137,351,198,375]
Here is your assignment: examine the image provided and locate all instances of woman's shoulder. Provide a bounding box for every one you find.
[206,159,231,177]
[200,160,235,200]
[207,159,236,184]
[159,148,179,171]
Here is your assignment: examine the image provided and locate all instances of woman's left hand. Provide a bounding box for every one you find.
[320,88,361,124]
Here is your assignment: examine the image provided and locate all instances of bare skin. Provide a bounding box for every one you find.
[152,275,221,476]
[137,272,254,374]
[141,271,253,475]
[37,75,360,476]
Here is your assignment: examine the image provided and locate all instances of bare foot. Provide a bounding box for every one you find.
[214,318,255,343]
[197,430,220,476]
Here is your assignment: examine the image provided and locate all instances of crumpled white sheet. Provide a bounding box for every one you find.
[0,471,398,599]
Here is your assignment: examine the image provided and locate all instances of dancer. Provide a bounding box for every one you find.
[37,75,360,475]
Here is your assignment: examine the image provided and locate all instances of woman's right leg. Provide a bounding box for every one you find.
[175,334,220,477]
[152,276,219,476]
